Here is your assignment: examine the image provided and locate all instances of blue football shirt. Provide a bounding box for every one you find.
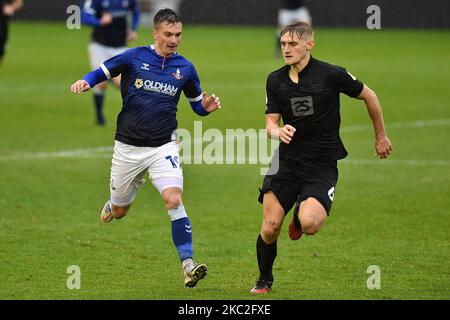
[99,45,205,147]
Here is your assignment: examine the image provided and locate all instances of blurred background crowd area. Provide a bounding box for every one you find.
[12,0,450,29]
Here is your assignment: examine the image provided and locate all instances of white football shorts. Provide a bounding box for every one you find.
[88,41,127,70]
[278,7,312,29]
[109,140,183,206]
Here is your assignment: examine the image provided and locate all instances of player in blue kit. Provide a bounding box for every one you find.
[71,8,221,288]
[81,0,141,125]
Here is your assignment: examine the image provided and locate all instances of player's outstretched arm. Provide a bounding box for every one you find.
[70,80,91,94]
[3,0,23,16]
[357,84,393,159]
[201,92,221,113]
[71,67,108,94]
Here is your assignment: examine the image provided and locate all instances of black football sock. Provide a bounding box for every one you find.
[256,234,277,282]
[93,92,105,125]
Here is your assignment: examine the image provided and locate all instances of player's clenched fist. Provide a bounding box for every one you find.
[201,92,221,112]
[70,80,91,93]
[279,124,296,144]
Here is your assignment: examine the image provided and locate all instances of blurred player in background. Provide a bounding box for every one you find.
[147,0,183,26]
[81,0,141,125]
[276,0,312,57]
[0,0,23,65]
[71,8,221,288]
[251,22,392,294]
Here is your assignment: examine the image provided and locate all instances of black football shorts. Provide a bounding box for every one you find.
[258,157,338,215]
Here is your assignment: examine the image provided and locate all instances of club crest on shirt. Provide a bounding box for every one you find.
[172,68,183,80]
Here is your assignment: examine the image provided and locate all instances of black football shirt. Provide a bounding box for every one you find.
[265,56,364,161]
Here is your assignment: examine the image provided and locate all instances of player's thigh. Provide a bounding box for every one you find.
[258,159,300,215]
[299,170,337,217]
[148,141,184,193]
[88,42,104,70]
[107,46,126,85]
[88,42,120,70]
[110,141,147,206]
[298,178,337,232]
[107,46,127,59]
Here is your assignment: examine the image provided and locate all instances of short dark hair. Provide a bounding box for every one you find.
[280,22,313,40]
[153,8,183,28]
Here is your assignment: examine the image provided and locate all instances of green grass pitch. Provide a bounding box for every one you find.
[0,22,449,300]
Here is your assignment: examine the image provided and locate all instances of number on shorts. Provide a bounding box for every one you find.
[165,155,180,168]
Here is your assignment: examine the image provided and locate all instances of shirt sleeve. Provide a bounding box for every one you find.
[130,0,141,31]
[331,66,364,98]
[183,64,203,101]
[183,64,209,116]
[265,74,282,114]
[101,48,136,79]
[81,0,101,26]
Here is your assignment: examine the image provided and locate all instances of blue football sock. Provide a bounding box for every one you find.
[171,216,193,262]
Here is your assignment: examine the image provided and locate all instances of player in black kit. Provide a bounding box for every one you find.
[250,22,393,294]
[0,0,22,65]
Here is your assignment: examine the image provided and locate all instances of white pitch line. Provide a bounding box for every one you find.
[0,118,449,161]
[0,147,112,161]
[341,118,450,133]
[2,150,449,166]
[340,159,450,166]
[184,157,450,166]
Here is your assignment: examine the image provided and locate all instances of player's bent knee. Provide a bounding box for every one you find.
[261,222,282,241]
[162,189,183,209]
[303,225,320,235]
[300,216,324,235]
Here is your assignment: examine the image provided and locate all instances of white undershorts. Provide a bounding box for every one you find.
[88,41,127,70]
[109,140,183,206]
[278,7,312,29]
